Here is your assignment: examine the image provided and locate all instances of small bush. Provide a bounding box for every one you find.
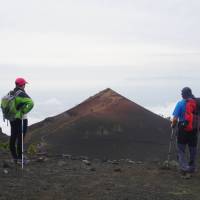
[0,142,9,151]
[27,143,38,156]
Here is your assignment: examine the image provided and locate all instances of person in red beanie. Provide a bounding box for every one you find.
[9,78,34,164]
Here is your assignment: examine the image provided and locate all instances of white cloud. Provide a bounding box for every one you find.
[1,0,200,66]
[38,98,63,106]
[147,102,176,118]
[0,0,200,127]
[1,32,200,67]
[0,120,10,136]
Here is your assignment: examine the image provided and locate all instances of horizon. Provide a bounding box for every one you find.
[0,86,181,136]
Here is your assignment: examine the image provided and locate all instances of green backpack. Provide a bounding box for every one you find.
[1,90,21,121]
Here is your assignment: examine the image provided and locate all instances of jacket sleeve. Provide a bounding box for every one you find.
[20,97,34,114]
[15,92,34,118]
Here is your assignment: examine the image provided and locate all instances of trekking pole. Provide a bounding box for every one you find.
[22,119,24,170]
[167,128,175,168]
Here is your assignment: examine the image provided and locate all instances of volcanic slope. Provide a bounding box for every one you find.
[0,128,8,142]
[27,88,171,160]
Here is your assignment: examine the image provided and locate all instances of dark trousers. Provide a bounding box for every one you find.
[177,126,198,172]
[10,119,28,160]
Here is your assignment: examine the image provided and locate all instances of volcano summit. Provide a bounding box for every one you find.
[27,88,171,160]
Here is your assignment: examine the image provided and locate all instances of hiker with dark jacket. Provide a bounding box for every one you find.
[9,78,34,163]
[172,87,198,178]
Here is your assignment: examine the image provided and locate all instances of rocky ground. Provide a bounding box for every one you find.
[1,151,200,200]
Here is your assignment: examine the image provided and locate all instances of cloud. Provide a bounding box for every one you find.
[147,102,176,118]
[38,98,63,106]
[1,0,200,66]
[1,32,200,67]
[1,0,200,130]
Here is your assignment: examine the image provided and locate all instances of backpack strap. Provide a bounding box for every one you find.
[14,90,23,97]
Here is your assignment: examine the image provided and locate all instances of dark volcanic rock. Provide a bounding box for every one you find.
[27,88,171,160]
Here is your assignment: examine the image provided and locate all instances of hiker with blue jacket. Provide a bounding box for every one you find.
[171,87,198,178]
[2,78,34,164]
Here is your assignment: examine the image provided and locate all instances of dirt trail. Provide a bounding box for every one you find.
[1,153,200,200]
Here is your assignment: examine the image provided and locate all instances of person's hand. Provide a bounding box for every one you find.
[171,117,177,129]
[171,123,176,129]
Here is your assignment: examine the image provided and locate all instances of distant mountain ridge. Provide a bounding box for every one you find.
[27,88,171,160]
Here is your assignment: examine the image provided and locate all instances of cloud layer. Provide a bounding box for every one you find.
[1,0,200,135]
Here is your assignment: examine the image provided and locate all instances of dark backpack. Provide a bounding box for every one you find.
[184,98,200,132]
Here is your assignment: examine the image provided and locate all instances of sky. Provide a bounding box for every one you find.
[1,0,200,135]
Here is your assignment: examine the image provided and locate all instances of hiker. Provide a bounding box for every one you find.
[7,78,34,163]
[171,87,198,178]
